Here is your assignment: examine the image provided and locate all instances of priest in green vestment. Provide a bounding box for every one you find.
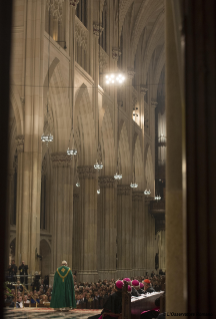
[50,260,76,310]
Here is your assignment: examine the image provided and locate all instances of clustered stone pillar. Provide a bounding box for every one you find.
[132,191,145,276]
[98,176,117,280]
[72,192,79,272]
[77,166,98,282]
[165,0,186,313]
[117,184,132,278]
[143,200,155,274]
[6,170,14,267]
[51,153,73,271]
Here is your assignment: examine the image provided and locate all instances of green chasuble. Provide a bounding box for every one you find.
[50,265,76,309]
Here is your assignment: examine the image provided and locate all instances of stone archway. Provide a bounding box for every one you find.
[40,239,51,279]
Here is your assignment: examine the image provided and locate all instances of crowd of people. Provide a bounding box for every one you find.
[4,269,165,310]
[4,278,52,308]
[73,273,165,307]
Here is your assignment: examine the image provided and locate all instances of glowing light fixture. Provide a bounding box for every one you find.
[105,73,126,85]
[76,181,80,188]
[67,147,77,156]
[130,182,138,189]
[114,172,122,180]
[144,189,151,196]
[155,195,161,201]
[94,161,103,170]
[97,189,100,194]
[41,133,53,145]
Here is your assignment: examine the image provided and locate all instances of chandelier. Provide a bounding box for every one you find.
[41,133,53,145]
[41,11,53,146]
[155,195,161,201]
[104,0,126,86]
[130,182,138,189]
[144,189,151,196]
[105,73,126,85]
[114,172,122,180]
[67,147,77,156]
[94,160,103,170]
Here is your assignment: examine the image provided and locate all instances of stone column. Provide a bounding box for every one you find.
[97,176,117,280]
[117,185,132,278]
[6,170,14,266]
[7,169,14,226]
[132,191,145,276]
[51,153,73,271]
[165,1,186,313]
[69,0,79,130]
[15,135,24,267]
[77,166,98,282]
[72,192,79,272]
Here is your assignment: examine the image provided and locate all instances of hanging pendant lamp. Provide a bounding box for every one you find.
[105,0,126,85]
[41,9,54,146]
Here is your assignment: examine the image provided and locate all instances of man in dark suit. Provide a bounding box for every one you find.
[11,260,17,282]
[19,261,28,285]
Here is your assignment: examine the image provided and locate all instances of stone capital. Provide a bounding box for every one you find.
[112,47,121,60]
[16,135,24,153]
[117,184,131,196]
[127,67,135,79]
[69,0,79,8]
[93,23,104,37]
[140,85,148,96]
[151,100,158,108]
[51,152,72,167]
[132,191,144,202]
[77,166,96,179]
[98,176,115,188]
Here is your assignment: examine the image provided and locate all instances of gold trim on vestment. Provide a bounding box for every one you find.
[57,267,71,282]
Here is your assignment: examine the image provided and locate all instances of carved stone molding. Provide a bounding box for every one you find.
[127,67,135,79]
[77,166,96,179]
[47,0,64,21]
[117,184,131,196]
[51,153,72,167]
[69,0,79,8]
[75,16,88,51]
[112,47,121,60]
[99,47,108,69]
[140,85,148,96]
[93,23,104,37]
[132,191,144,202]
[16,135,24,153]
[98,176,115,188]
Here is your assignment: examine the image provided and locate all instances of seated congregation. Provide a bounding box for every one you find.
[4,272,165,318]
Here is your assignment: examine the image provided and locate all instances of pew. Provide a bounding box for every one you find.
[131,291,164,319]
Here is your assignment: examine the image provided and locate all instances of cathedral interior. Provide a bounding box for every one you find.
[1,0,216,316]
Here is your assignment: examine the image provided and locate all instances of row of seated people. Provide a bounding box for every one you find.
[4,283,53,308]
[88,278,165,319]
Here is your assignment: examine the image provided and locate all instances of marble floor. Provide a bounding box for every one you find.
[4,308,101,319]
